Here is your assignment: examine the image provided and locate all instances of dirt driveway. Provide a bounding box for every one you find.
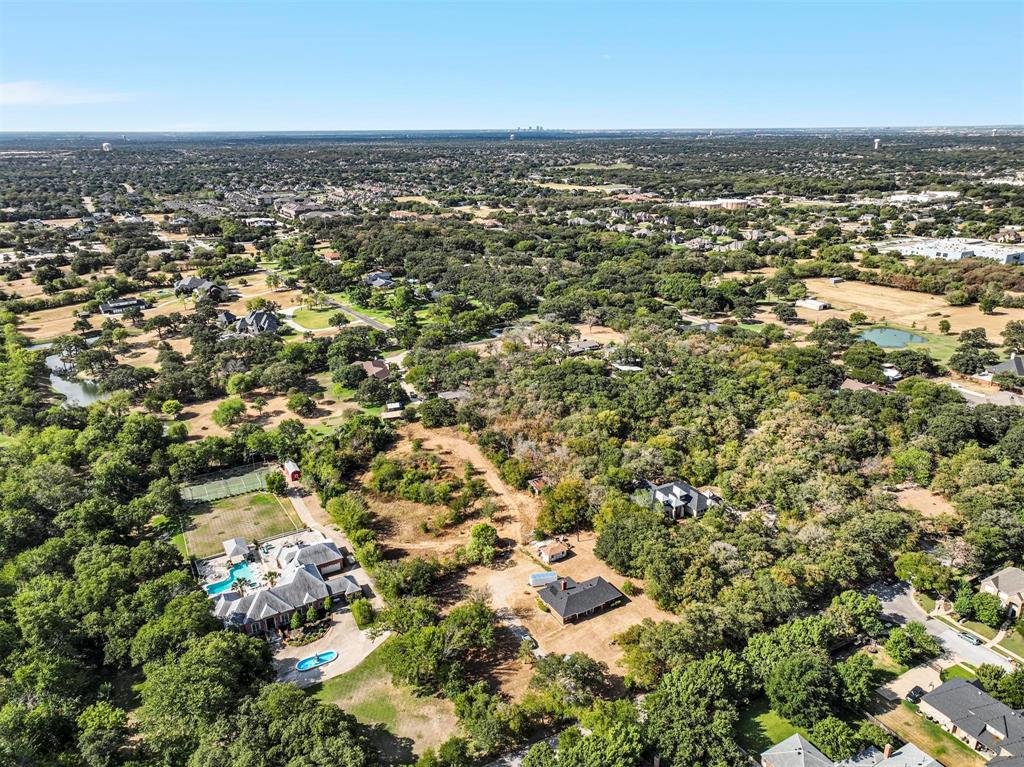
[400,423,540,543]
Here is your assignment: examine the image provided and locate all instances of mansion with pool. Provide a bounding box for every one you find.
[205,529,365,635]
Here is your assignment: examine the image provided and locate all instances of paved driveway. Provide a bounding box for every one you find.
[870,581,1014,671]
[274,609,388,688]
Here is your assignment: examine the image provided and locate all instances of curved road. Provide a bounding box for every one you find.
[871,581,1014,671]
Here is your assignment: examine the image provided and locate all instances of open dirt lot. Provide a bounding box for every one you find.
[179,389,359,439]
[462,535,677,678]
[797,277,1024,338]
[896,487,959,520]
[399,423,540,543]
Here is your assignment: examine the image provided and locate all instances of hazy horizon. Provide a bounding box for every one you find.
[2,0,1022,132]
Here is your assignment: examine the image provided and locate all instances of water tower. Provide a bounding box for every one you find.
[101,142,112,152]
[873,138,881,150]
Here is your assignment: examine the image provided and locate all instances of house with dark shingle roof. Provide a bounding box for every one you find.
[212,541,357,635]
[986,355,1024,378]
[537,576,624,623]
[174,276,225,300]
[919,678,1024,763]
[234,310,279,335]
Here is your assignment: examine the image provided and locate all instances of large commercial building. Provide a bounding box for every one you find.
[878,237,1024,266]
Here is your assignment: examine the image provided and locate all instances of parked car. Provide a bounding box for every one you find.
[906,686,925,703]
[959,631,983,646]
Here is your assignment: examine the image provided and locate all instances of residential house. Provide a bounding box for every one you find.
[357,358,390,380]
[980,566,1024,617]
[363,270,395,289]
[235,310,279,335]
[99,297,147,315]
[215,310,237,328]
[840,378,891,395]
[275,540,346,577]
[647,479,718,520]
[919,678,1024,763]
[174,276,225,301]
[537,576,625,624]
[984,355,1024,379]
[761,734,939,767]
[213,561,361,634]
[561,339,603,356]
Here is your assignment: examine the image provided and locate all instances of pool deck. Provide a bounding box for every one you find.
[274,609,389,688]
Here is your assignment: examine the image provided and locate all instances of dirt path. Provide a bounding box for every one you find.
[400,423,539,543]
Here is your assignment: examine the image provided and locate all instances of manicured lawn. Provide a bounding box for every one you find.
[182,492,301,558]
[940,664,977,682]
[999,630,1024,658]
[962,620,998,641]
[328,294,396,327]
[311,642,458,758]
[864,647,909,682]
[735,697,801,756]
[915,592,937,613]
[292,308,337,330]
[877,702,986,767]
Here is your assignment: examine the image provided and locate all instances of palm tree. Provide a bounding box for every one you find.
[265,570,279,587]
[231,577,256,597]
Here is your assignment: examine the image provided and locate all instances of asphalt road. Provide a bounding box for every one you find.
[870,581,1014,670]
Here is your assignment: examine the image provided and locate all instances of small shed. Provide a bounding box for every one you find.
[529,571,559,588]
[283,460,301,482]
[223,537,249,559]
[539,542,570,564]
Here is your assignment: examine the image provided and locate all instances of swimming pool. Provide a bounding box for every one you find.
[858,327,927,349]
[206,561,257,595]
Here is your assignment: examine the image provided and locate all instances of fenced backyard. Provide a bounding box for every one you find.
[182,491,303,559]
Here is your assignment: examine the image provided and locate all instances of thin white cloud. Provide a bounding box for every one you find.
[0,80,132,106]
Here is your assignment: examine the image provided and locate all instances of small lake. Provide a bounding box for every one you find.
[28,340,108,407]
[858,327,927,349]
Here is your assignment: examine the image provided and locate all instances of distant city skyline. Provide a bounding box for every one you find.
[1,0,1022,132]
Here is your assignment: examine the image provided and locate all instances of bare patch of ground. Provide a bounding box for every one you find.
[798,277,1024,338]
[399,423,540,543]
[179,390,358,439]
[896,487,958,519]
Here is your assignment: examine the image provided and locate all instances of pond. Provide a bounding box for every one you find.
[858,327,927,349]
[28,340,108,407]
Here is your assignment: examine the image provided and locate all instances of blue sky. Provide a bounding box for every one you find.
[1,0,1021,131]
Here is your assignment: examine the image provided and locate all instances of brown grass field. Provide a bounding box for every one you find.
[184,491,301,559]
[792,277,1024,338]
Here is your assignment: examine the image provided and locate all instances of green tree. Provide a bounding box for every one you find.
[212,397,247,428]
[537,478,590,534]
[810,716,858,762]
[835,652,876,709]
[765,650,836,728]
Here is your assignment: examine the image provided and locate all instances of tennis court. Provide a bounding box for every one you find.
[181,465,274,503]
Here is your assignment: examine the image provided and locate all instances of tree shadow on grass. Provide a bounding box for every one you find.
[360,723,415,766]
